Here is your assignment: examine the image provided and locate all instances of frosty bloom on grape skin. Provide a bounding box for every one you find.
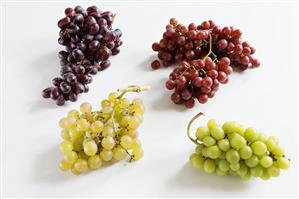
[42,5,123,106]
[187,112,290,180]
[58,85,149,175]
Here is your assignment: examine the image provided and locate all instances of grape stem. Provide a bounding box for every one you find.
[117,85,151,98]
[203,32,217,61]
[187,112,205,145]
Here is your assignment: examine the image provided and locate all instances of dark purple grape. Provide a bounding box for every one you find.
[88,23,99,34]
[69,92,78,102]
[42,87,53,98]
[83,84,89,93]
[58,51,69,60]
[95,47,111,61]
[97,18,107,26]
[52,77,64,87]
[114,29,122,38]
[60,82,71,94]
[50,87,60,100]
[56,95,65,106]
[57,17,71,28]
[99,60,111,70]
[74,82,85,94]
[74,13,84,24]
[64,73,77,84]
[89,40,100,51]
[71,49,84,60]
[74,65,85,74]
[112,47,120,55]
[104,31,116,42]
[94,34,103,41]
[76,42,86,51]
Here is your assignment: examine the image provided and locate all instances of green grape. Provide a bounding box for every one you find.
[250,165,263,177]
[61,129,70,140]
[218,159,230,172]
[102,106,113,114]
[237,162,248,177]
[272,146,284,157]
[225,149,240,164]
[268,136,279,144]
[251,141,267,156]
[71,167,81,175]
[267,166,280,177]
[88,155,102,170]
[120,135,133,149]
[132,98,143,106]
[216,168,227,176]
[63,151,78,163]
[80,102,92,114]
[260,156,273,168]
[195,144,204,155]
[67,117,77,129]
[264,138,277,152]
[132,147,144,160]
[100,149,113,161]
[207,119,219,130]
[230,163,240,171]
[77,118,90,131]
[120,115,131,127]
[73,137,84,152]
[195,126,210,140]
[222,121,236,134]
[245,155,259,167]
[257,132,266,142]
[276,157,290,169]
[78,151,89,159]
[203,159,216,173]
[190,153,205,169]
[207,145,221,159]
[73,159,88,174]
[69,129,82,141]
[201,147,208,157]
[59,117,69,129]
[119,98,130,108]
[230,133,246,150]
[108,92,118,102]
[127,116,141,130]
[244,127,258,142]
[229,169,238,176]
[241,172,252,181]
[101,99,111,108]
[101,136,115,150]
[113,147,127,160]
[91,121,104,135]
[59,140,73,153]
[217,139,230,152]
[126,130,138,139]
[67,109,79,120]
[261,168,270,180]
[102,126,115,137]
[203,136,216,147]
[131,139,142,150]
[83,140,98,156]
[59,160,73,171]
[210,126,225,140]
[131,104,145,114]
[240,146,252,159]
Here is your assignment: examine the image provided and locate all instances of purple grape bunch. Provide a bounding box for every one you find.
[42,5,122,106]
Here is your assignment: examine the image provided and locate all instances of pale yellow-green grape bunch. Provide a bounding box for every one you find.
[188,113,290,180]
[58,85,149,175]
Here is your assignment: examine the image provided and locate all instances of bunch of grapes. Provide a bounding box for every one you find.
[166,56,231,108]
[58,85,149,175]
[42,5,122,106]
[188,113,290,180]
[151,18,260,70]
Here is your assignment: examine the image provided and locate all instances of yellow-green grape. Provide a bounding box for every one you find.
[127,116,141,130]
[101,99,111,108]
[257,132,267,142]
[113,147,127,160]
[272,146,284,157]
[217,139,230,152]
[239,146,252,159]
[237,162,249,177]
[261,168,270,180]
[230,163,240,171]
[195,126,210,140]
[210,126,225,140]
[241,172,252,181]
[190,153,204,169]
[203,159,216,173]
[100,149,113,161]
[67,109,80,120]
[120,135,133,149]
[69,129,82,141]
[61,129,70,140]
[132,147,144,160]
[126,130,138,139]
[73,137,84,152]
[102,126,115,137]
[203,136,216,147]
[131,138,141,150]
[134,114,144,122]
[218,159,230,172]
[260,156,273,168]
[276,157,290,169]
[216,168,227,176]
[201,147,208,157]
[264,138,277,152]
[222,121,238,134]
[77,118,90,131]
[72,159,88,174]
[120,115,131,127]
[131,103,145,114]
[250,165,263,177]
[207,119,219,130]
[229,169,238,176]
[267,166,280,177]
[67,117,77,129]
[63,151,78,163]
[59,160,73,171]
[80,102,92,114]
[225,149,240,164]
[88,155,102,170]
[83,140,98,156]
[195,144,204,155]
[229,133,246,150]
[102,106,113,114]
[132,98,143,106]
[91,121,104,135]
[245,155,259,167]
[59,117,69,129]
[101,136,115,150]
[59,140,73,153]
[251,141,267,156]
[268,136,279,144]
[119,98,130,108]
[78,151,89,160]
[108,92,118,102]
[244,127,259,142]
[206,145,221,159]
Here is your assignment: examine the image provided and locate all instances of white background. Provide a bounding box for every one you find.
[2,1,298,197]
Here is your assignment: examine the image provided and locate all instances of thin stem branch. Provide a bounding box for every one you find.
[187,112,205,145]
[203,33,214,61]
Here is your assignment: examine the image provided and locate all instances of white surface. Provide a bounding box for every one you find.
[2,1,298,197]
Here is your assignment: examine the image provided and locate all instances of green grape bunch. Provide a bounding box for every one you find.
[188,113,290,180]
[58,85,150,175]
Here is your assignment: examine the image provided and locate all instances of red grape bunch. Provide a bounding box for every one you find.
[151,18,260,70]
[42,5,122,106]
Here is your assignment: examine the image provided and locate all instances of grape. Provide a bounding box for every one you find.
[42,6,123,105]
[58,85,148,174]
[187,113,290,180]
